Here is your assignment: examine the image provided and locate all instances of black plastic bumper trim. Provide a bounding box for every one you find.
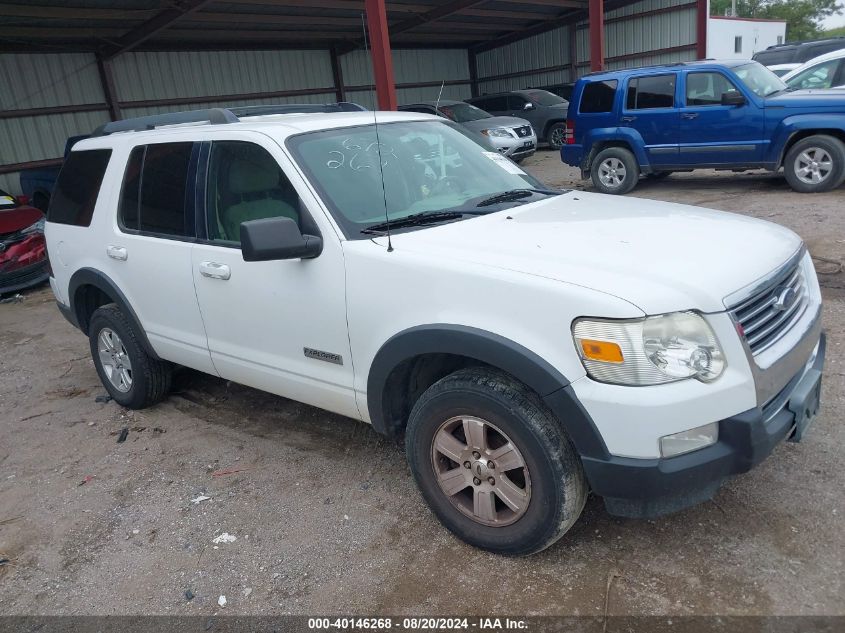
[582,332,826,518]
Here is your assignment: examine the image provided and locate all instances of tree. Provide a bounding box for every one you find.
[710,0,842,41]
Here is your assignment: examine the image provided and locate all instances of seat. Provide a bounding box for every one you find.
[219,154,299,241]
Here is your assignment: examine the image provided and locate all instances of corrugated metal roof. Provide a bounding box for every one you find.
[0,53,104,109]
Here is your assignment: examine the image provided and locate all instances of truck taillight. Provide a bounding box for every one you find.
[565,120,575,145]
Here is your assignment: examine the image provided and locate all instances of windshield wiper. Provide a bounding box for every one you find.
[361,210,469,234]
[475,188,560,207]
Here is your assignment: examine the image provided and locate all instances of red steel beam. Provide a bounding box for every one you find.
[589,0,605,72]
[365,0,397,110]
[696,0,708,59]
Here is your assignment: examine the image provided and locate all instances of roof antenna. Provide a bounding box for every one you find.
[361,12,393,253]
[435,79,445,115]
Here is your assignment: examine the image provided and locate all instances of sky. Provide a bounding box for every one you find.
[822,2,845,29]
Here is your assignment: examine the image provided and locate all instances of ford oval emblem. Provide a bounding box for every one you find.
[774,287,797,312]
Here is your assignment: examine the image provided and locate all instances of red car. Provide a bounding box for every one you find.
[0,189,48,295]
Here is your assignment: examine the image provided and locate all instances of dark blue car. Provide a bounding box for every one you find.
[561,60,845,194]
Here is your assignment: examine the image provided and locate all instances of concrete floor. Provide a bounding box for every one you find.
[0,151,843,616]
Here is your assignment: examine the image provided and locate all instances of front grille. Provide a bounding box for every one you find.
[730,258,808,356]
[0,260,48,292]
[514,125,532,138]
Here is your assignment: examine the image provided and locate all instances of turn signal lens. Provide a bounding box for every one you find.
[580,339,624,363]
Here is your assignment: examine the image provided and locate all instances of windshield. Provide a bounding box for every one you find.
[734,62,787,97]
[287,120,545,238]
[785,59,840,90]
[524,89,567,106]
[438,103,491,123]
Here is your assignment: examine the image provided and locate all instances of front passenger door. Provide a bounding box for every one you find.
[190,135,359,419]
[678,71,764,166]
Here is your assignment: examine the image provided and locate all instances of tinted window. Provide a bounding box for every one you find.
[474,96,508,111]
[206,141,300,244]
[686,72,740,106]
[139,143,194,237]
[507,94,528,110]
[579,80,618,113]
[119,146,144,231]
[627,74,675,109]
[48,149,112,226]
[799,42,845,62]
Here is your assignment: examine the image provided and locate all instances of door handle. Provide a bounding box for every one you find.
[621,115,637,123]
[199,261,231,280]
[106,245,128,261]
[682,112,699,119]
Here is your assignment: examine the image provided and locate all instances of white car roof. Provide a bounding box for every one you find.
[781,48,845,82]
[73,111,440,151]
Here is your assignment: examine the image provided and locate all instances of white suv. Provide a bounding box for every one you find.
[46,106,825,555]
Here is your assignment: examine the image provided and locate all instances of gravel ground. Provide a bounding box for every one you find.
[0,151,843,616]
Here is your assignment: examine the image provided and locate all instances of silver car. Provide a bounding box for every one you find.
[399,100,537,162]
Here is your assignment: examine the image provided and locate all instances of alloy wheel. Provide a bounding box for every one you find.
[794,147,833,185]
[430,415,531,527]
[598,158,627,188]
[97,327,133,393]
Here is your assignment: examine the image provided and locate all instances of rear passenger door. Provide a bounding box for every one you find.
[620,74,680,166]
[678,71,764,166]
[190,132,359,420]
[110,140,217,375]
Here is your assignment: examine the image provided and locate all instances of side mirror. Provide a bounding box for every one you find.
[721,91,746,106]
[240,216,322,262]
[523,102,535,111]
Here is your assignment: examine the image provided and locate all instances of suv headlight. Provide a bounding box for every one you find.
[572,311,726,386]
[20,217,46,236]
[481,127,513,138]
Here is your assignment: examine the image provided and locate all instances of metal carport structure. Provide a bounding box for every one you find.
[0,0,707,191]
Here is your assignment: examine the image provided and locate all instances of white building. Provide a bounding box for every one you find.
[707,16,787,59]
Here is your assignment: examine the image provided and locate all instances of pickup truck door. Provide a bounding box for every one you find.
[189,133,360,420]
[677,71,765,166]
[619,73,680,166]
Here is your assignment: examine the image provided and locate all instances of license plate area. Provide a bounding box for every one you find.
[788,368,822,442]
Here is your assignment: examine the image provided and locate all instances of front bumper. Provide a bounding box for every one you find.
[487,133,537,160]
[0,259,49,294]
[580,332,826,519]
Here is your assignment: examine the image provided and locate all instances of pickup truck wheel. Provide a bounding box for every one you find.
[784,135,845,193]
[590,147,639,195]
[547,123,567,150]
[88,304,172,409]
[405,368,587,556]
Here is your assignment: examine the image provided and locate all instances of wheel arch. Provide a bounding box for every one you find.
[68,267,161,360]
[776,128,845,169]
[366,324,609,460]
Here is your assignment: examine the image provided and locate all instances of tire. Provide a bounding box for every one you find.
[546,122,567,150]
[88,304,172,409]
[405,367,587,556]
[783,135,845,193]
[647,170,672,179]
[590,146,639,195]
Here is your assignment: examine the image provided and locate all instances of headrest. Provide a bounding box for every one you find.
[228,158,279,194]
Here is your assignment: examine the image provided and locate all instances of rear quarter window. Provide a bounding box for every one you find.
[47,149,112,226]
[579,80,618,113]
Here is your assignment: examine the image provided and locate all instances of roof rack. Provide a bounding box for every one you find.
[91,102,367,137]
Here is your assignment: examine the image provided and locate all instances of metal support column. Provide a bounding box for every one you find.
[364,0,397,110]
[588,0,605,72]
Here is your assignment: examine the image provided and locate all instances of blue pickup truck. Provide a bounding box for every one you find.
[561,60,845,194]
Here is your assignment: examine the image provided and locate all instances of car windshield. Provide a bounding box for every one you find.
[438,103,492,123]
[734,62,787,97]
[287,120,546,238]
[525,90,567,106]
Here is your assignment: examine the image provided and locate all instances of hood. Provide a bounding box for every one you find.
[765,88,845,108]
[0,205,43,235]
[386,191,802,314]
[462,116,532,133]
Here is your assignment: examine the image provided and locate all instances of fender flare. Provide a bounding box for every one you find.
[583,128,650,172]
[67,267,161,360]
[366,324,609,460]
[768,114,845,167]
